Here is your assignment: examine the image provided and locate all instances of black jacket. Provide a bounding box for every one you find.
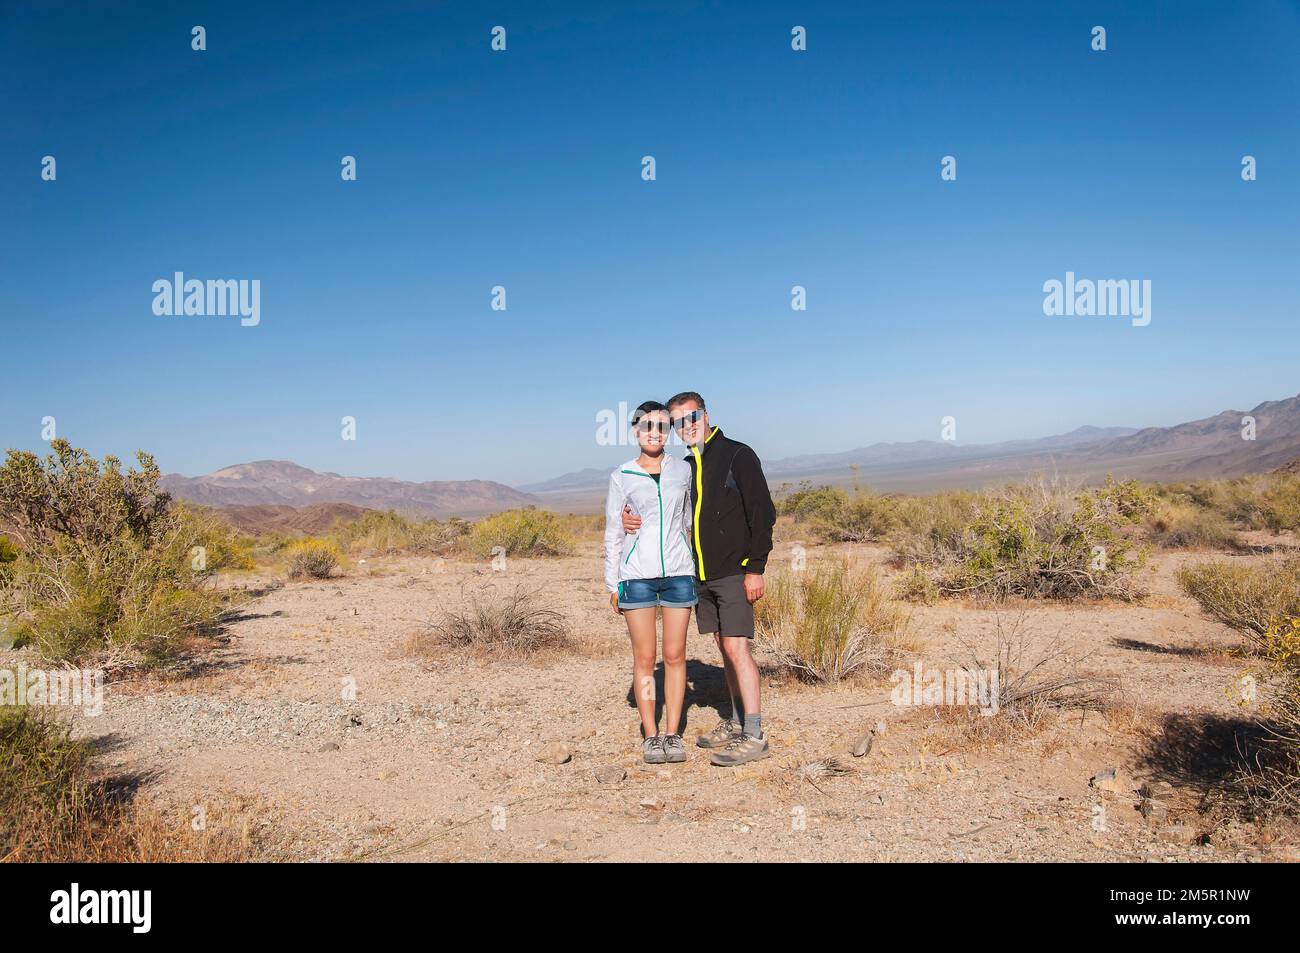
[685,428,776,580]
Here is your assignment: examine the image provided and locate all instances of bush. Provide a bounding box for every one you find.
[1145,500,1241,550]
[891,477,1148,602]
[1245,615,1300,813]
[0,705,257,861]
[778,482,898,543]
[0,442,232,667]
[756,559,907,682]
[465,508,575,558]
[0,706,92,859]
[420,588,570,655]
[331,510,467,556]
[1177,558,1300,651]
[284,538,342,579]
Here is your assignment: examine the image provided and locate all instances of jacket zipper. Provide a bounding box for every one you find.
[620,467,665,577]
[689,446,705,580]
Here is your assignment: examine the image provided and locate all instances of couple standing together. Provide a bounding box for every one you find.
[603,392,776,767]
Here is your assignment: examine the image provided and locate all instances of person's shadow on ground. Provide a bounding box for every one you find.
[624,658,729,738]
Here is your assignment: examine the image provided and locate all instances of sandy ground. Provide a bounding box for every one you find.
[42,538,1300,862]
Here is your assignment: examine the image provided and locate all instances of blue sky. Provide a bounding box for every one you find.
[4,0,1298,486]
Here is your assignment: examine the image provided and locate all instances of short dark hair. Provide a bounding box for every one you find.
[631,400,668,425]
[666,391,706,413]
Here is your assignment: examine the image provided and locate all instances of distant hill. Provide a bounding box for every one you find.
[521,392,1300,510]
[195,502,374,537]
[160,460,536,518]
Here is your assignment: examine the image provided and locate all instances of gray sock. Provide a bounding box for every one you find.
[743,713,761,739]
[730,695,742,725]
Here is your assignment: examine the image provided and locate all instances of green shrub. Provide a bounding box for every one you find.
[1177,558,1300,650]
[1246,615,1300,813]
[756,559,907,682]
[892,477,1148,602]
[0,442,231,666]
[465,508,575,558]
[284,538,342,579]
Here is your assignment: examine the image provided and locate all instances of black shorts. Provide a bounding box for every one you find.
[694,573,754,639]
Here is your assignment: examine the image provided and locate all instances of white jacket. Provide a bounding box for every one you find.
[603,454,695,592]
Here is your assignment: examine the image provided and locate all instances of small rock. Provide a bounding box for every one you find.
[594,765,626,784]
[1159,824,1199,846]
[874,720,887,735]
[317,742,340,752]
[852,731,875,758]
[639,796,663,811]
[1089,767,1130,795]
[535,742,573,765]
[378,770,397,781]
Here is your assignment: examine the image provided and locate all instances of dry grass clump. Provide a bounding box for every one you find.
[938,616,1120,745]
[1177,558,1300,651]
[418,587,570,656]
[465,508,575,559]
[756,558,908,683]
[284,538,343,579]
[0,706,258,862]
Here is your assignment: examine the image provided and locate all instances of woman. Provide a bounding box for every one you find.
[604,400,697,763]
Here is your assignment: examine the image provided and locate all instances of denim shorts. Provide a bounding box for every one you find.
[617,575,698,610]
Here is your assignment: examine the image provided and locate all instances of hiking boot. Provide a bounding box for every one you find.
[696,718,742,749]
[710,732,770,767]
[642,735,667,764]
[662,733,687,763]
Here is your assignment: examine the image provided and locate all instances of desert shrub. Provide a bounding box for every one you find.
[0,705,258,861]
[0,442,232,667]
[1177,558,1300,650]
[756,559,907,682]
[1244,615,1300,813]
[888,490,980,564]
[1145,500,1241,550]
[1164,474,1300,533]
[465,508,575,558]
[778,482,898,542]
[284,538,342,579]
[0,706,92,859]
[942,616,1119,744]
[0,534,16,587]
[421,587,569,655]
[892,477,1148,602]
[331,510,467,556]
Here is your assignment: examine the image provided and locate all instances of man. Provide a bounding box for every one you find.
[623,392,777,766]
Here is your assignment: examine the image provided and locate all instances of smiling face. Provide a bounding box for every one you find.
[670,398,709,447]
[634,409,670,455]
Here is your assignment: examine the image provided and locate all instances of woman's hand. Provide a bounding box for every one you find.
[610,592,623,615]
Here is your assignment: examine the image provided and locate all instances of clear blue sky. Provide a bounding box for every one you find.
[4,0,1298,486]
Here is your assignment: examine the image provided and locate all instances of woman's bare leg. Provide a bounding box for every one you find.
[625,607,659,738]
[660,607,690,735]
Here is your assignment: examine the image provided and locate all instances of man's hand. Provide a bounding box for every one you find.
[621,505,642,534]
[609,592,623,615]
[744,572,764,604]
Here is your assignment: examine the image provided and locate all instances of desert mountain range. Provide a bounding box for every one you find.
[161,393,1300,518]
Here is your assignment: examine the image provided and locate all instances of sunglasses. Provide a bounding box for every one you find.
[671,410,705,429]
[635,419,669,434]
